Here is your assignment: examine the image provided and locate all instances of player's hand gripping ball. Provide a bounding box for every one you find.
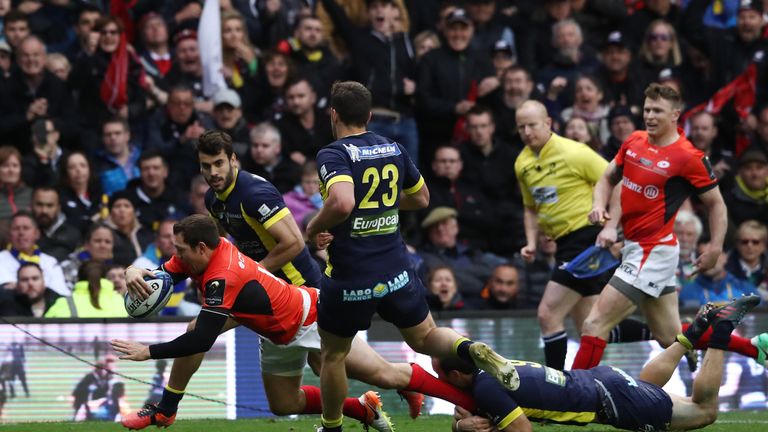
[124,270,174,318]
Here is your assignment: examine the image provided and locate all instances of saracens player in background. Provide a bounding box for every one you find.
[572,83,730,369]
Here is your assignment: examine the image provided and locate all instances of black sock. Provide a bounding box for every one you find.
[709,322,736,351]
[542,331,568,370]
[456,340,475,364]
[157,387,184,415]
[609,319,653,343]
[322,427,342,432]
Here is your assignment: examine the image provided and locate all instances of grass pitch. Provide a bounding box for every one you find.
[1,411,767,431]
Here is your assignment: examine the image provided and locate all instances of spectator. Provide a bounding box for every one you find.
[22,117,62,188]
[145,85,214,192]
[675,209,704,288]
[427,145,494,250]
[246,49,295,122]
[0,146,32,223]
[276,14,342,102]
[490,39,516,80]
[275,77,333,165]
[722,150,768,228]
[635,20,683,81]
[283,161,323,232]
[221,10,258,94]
[748,106,768,155]
[689,112,732,180]
[240,122,302,193]
[163,30,210,113]
[417,8,496,149]
[62,5,100,61]
[320,0,419,165]
[57,150,104,234]
[537,19,599,111]
[31,187,80,262]
[601,105,637,160]
[491,65,538,147]
[560,75,610,145]
[472,263,522,310]
[725,220,768,291]
[70,16,149,149]
[104,191,153,266]
[45,260,127,318]
[425,265,466,311]
[679,253,757,307]
[684,0,767,84]
[0,262,59,317]
[677,40,721,108]
[104,263,127,296]
[44,52,70,82]
[0,35,76,152]
[124,150,183,232]
[595,31,649,115]
[413,30,440,61]
[417,206,505,297]
[2,10,29,52]
[137,13,171,81]
[466,0,528,68]
[563,115,600,151]
[459,105,524,254]
[0,211,67,295]
[622,0,681,51]
[211,88,250,160]
[94,117,141,196]
[186,174,209,216]
[61,222,114,288]
[530,0,573,69]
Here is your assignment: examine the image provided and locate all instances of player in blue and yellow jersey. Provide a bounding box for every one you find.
[306,81,520,432]
[196,130,321,288]
[440,295,760,432]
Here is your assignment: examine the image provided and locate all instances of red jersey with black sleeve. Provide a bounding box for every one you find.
[149,237,317,360]
[615,130,718,244]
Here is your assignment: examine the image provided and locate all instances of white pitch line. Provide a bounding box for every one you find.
[716,420,768,424]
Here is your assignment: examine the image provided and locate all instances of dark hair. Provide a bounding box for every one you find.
[330,81,372,127]
[302,161,317,177]
[439,357,478,375]
[78,260,107,310]
[10,210,37,228]
[138,149,167,168]
[196,130,234,158]
[32,185,60,202]
[85,222,114,243]
[17,262,42,278]
[173,214,221,249]
[4,10,28,26]
[102,116,129,132]
[427,265,456,286]
[58,150,100,196]
[466,104,495,120]
[94,16,124,34]
[294,14,321,30]
[644,83,682,109]
[503,65,532,81]
[285,75,314,92]
[169,84,194,98]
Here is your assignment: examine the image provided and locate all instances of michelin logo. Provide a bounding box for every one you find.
[343,271,410,301]
[343,143,401,162]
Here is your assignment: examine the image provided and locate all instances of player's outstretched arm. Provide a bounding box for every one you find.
[589,160,621,225]
[307,181,355,245]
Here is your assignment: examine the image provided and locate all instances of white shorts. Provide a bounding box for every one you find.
[612,238,679,299]
[259,288,321,376]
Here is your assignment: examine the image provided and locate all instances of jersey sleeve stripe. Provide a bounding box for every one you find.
[403,176,425,195]
[695,183,718,195]
[201,307,230,317]
[263,207,291,230]
[326,174,354,190]
[497,406,524,429]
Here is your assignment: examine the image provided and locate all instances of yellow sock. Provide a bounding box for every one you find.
[453,337,470,355]
[676,334,693,350]
[321,415,343,428]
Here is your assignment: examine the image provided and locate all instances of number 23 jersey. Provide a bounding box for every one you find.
[316,132,424,279]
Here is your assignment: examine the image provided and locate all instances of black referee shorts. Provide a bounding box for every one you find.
[550,225,612,297]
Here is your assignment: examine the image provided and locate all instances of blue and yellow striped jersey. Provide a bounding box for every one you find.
[204,170,320,287]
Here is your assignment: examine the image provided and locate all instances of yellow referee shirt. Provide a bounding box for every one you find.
[514,133,608,240]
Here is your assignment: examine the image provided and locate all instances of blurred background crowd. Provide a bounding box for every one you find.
[0,0,765,318]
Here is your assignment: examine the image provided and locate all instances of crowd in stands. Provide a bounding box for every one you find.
[0,0,766,318]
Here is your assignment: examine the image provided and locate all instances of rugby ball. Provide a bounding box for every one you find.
[124,270,174,318]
